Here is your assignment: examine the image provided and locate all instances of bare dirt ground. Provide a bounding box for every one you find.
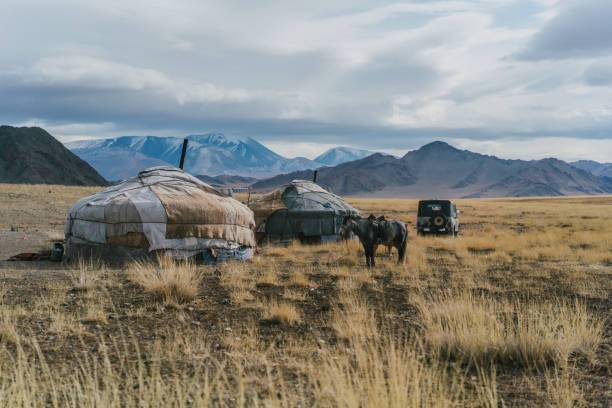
[0,183,610,407]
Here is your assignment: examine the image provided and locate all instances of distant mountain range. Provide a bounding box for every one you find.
[195,174,257,188]
[467,158,612,198]
[253,153,415,194]
[5,125,610,198]
[67,134,376,181]
[314,147,375,166]
[0,126,107,186]
[570,160,612,178]
[252,141,612,198]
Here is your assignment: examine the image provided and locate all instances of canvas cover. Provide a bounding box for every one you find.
[65,167,256,256]
[250,188,288,227]
[249,180,360,240]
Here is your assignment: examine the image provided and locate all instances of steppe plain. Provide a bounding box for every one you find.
[0,183,610,407]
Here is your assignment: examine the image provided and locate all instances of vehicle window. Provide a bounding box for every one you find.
[419,201,450,216]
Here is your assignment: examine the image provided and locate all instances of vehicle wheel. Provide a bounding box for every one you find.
[430,215,446,231]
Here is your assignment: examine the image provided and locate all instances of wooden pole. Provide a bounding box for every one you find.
[247,186,252,205]
[313,170,318,183]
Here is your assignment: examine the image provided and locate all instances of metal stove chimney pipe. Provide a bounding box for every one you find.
[179,139,188,169]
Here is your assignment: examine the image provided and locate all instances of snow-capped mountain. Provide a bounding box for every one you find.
[66,133,327,181]
[315,146,376,166]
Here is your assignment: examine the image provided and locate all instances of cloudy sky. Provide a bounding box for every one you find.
[2,0,611,161]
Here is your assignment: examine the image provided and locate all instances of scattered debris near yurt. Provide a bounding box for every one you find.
[64,166,256,263]
[249,180,360,244]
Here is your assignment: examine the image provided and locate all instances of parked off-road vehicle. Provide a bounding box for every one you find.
[416,200,460,236]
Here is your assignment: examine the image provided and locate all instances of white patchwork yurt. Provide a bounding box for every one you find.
[64,166,256,261]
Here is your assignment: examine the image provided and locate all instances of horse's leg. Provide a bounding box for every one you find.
[396,231,408,264]
[371,244,377,267]
[395,241,404,263]
[362,242,371,267]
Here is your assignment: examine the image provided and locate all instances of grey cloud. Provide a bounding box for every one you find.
[583,60,612,86]
[518,0,612,60]
[1,0,611,159]
[524,75,568,91]
[333,59,440,95]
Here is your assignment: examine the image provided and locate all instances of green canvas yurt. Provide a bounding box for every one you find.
[249,180,360,244]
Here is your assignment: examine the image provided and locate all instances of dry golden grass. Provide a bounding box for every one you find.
[543,366,584,408]
[336,275,360,293]
[80,300,108,324]
[220,263,256,304]
[0,310,20,345]
[127,256,202,305]
[257,267,280,286]
[0,184,610,407]
[70,259,103,291]
[288,268,310,287]
[262,299,301,324]
[332,292,379,340]
[312,335,498,408]
[417,291,604,368]
[0,183,100,230]
[283,288,306,301]
[48,311,83,336]
[348,195,612,265]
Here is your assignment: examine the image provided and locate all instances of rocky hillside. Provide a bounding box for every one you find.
[196,174,257,188]
[398,141,530,197]
[0,126,108,186]
[252,141,612,198]
[252,153,415,194]
[470,158,612,197]
[571,160,612,178]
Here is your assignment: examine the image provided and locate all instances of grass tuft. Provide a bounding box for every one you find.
[332,293,378,340]
[70,259,104,291]
[262,300,301,324]
[127,256,202,305]
[417,291,604,368]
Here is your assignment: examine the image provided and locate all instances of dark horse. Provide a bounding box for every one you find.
[341,214,408,267]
